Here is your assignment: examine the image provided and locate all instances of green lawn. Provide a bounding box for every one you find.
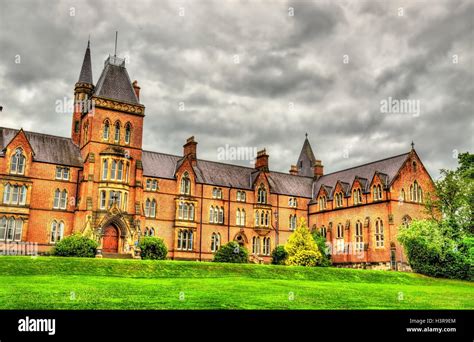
[0,256,472,309]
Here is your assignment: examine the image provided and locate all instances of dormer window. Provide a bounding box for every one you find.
[257,184,267,204]
[373,185,382,201]
[335,192,344,207]
[180,172,191,195]
[319,195,327,210]
[10,148,25,175]
[353,189,362,205]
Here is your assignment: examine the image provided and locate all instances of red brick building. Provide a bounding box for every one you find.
[0,43,435,268]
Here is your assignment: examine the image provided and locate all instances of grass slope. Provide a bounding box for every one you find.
[0,256,472,310]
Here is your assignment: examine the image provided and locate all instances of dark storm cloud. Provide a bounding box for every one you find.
[0,0,472,177]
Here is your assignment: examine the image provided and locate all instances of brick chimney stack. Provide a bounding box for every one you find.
[183,136,197,165]
[255,149,269,172]
[314,160,324,179]
[132,80,141,102]
[289,165,298,175]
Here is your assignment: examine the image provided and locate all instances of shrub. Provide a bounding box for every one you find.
[138,237,168,260]
[213,241,249,263]
[285,218,322,266]
[271,245,288,265]
[398,220,473,280]
[52,234,98,258]
[312,231,332,266]
[287,250,321,267]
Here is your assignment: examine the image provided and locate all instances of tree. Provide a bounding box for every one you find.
[425,152,474,236]
[311,231,332,266]
[213,241,249,263]
[285,218,322,266]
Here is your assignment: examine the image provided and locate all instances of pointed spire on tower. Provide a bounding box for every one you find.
[295,134,317,177]
[78,39,93,85]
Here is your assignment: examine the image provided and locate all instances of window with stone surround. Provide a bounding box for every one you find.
[10,148,26,175]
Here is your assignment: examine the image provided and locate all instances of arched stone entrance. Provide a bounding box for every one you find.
[103,225,119,253]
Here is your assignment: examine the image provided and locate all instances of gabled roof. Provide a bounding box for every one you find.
[93,56,139,104]
[313,153,409,198]
[296,137,316,177]
[0,127,83,167]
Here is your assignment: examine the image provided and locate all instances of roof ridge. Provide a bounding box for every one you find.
[0,127,74,142]
[320,152,409,178]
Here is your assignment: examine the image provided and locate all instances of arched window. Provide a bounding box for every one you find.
[144,227,149,236]
[10,148,26,175]
[152,180,158,191]
[255,211,260,226]
[150,199,157,218]
[412,161,417,172]
[418,184,423,203]
[400,189,405,202]
[355,220,363,251]
[218,207,224,224]
[60,190,67,209]
[252,236,260,255]
[14,218,23,241]
[337,223,344,239]
[53,189,61,209]
[50,220,64,243]
[6,217,15,240]
[211,232,221,252]
[0,217,6,240]
[260,210,265,226]
[209,206,214,223]
[236,209,241,226]
[114,122,120,143]
[11,185,19,204]
[377,185,382,200]
[19,185,27,205]
[264,211,269,226]
[336,223,344,253]
[117,161,124,181]
[3,183,11,204]
[263,237,271,255]
[319,195,327,210]
[183,203,189,220]
[125,123,131,144]
[375,218,384,248]
[103,121,110,140]
[241,209,246,226]
[180,172,191,195]
[320,226,327,238]
[188,203,194,221]
[145,199,150,217]
[149,228,155,236]
[257,185,267,204]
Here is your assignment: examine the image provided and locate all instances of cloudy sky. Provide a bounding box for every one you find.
[0,0,472,178]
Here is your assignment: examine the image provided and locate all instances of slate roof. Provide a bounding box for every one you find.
[0,127,83,167]
[313,153,409,198]
[141,150,314,197]
[78,41,93,84]
[93,56,139,104]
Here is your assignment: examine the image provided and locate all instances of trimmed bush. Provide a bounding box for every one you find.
[138,237,168,260]
[271,245,288,265]
[213,241,249,263]
[287,250,321,267]
[52,234,98,258]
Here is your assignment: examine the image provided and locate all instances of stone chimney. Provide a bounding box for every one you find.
[183,136,197,165]
[255,149,269,172]
[314,160,324,179]
[289,165,298,175]
[132,80,141,102]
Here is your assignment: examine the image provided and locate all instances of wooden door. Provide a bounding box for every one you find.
[103,226,119,253]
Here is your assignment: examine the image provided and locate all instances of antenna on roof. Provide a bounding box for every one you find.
[114,31,118,57]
